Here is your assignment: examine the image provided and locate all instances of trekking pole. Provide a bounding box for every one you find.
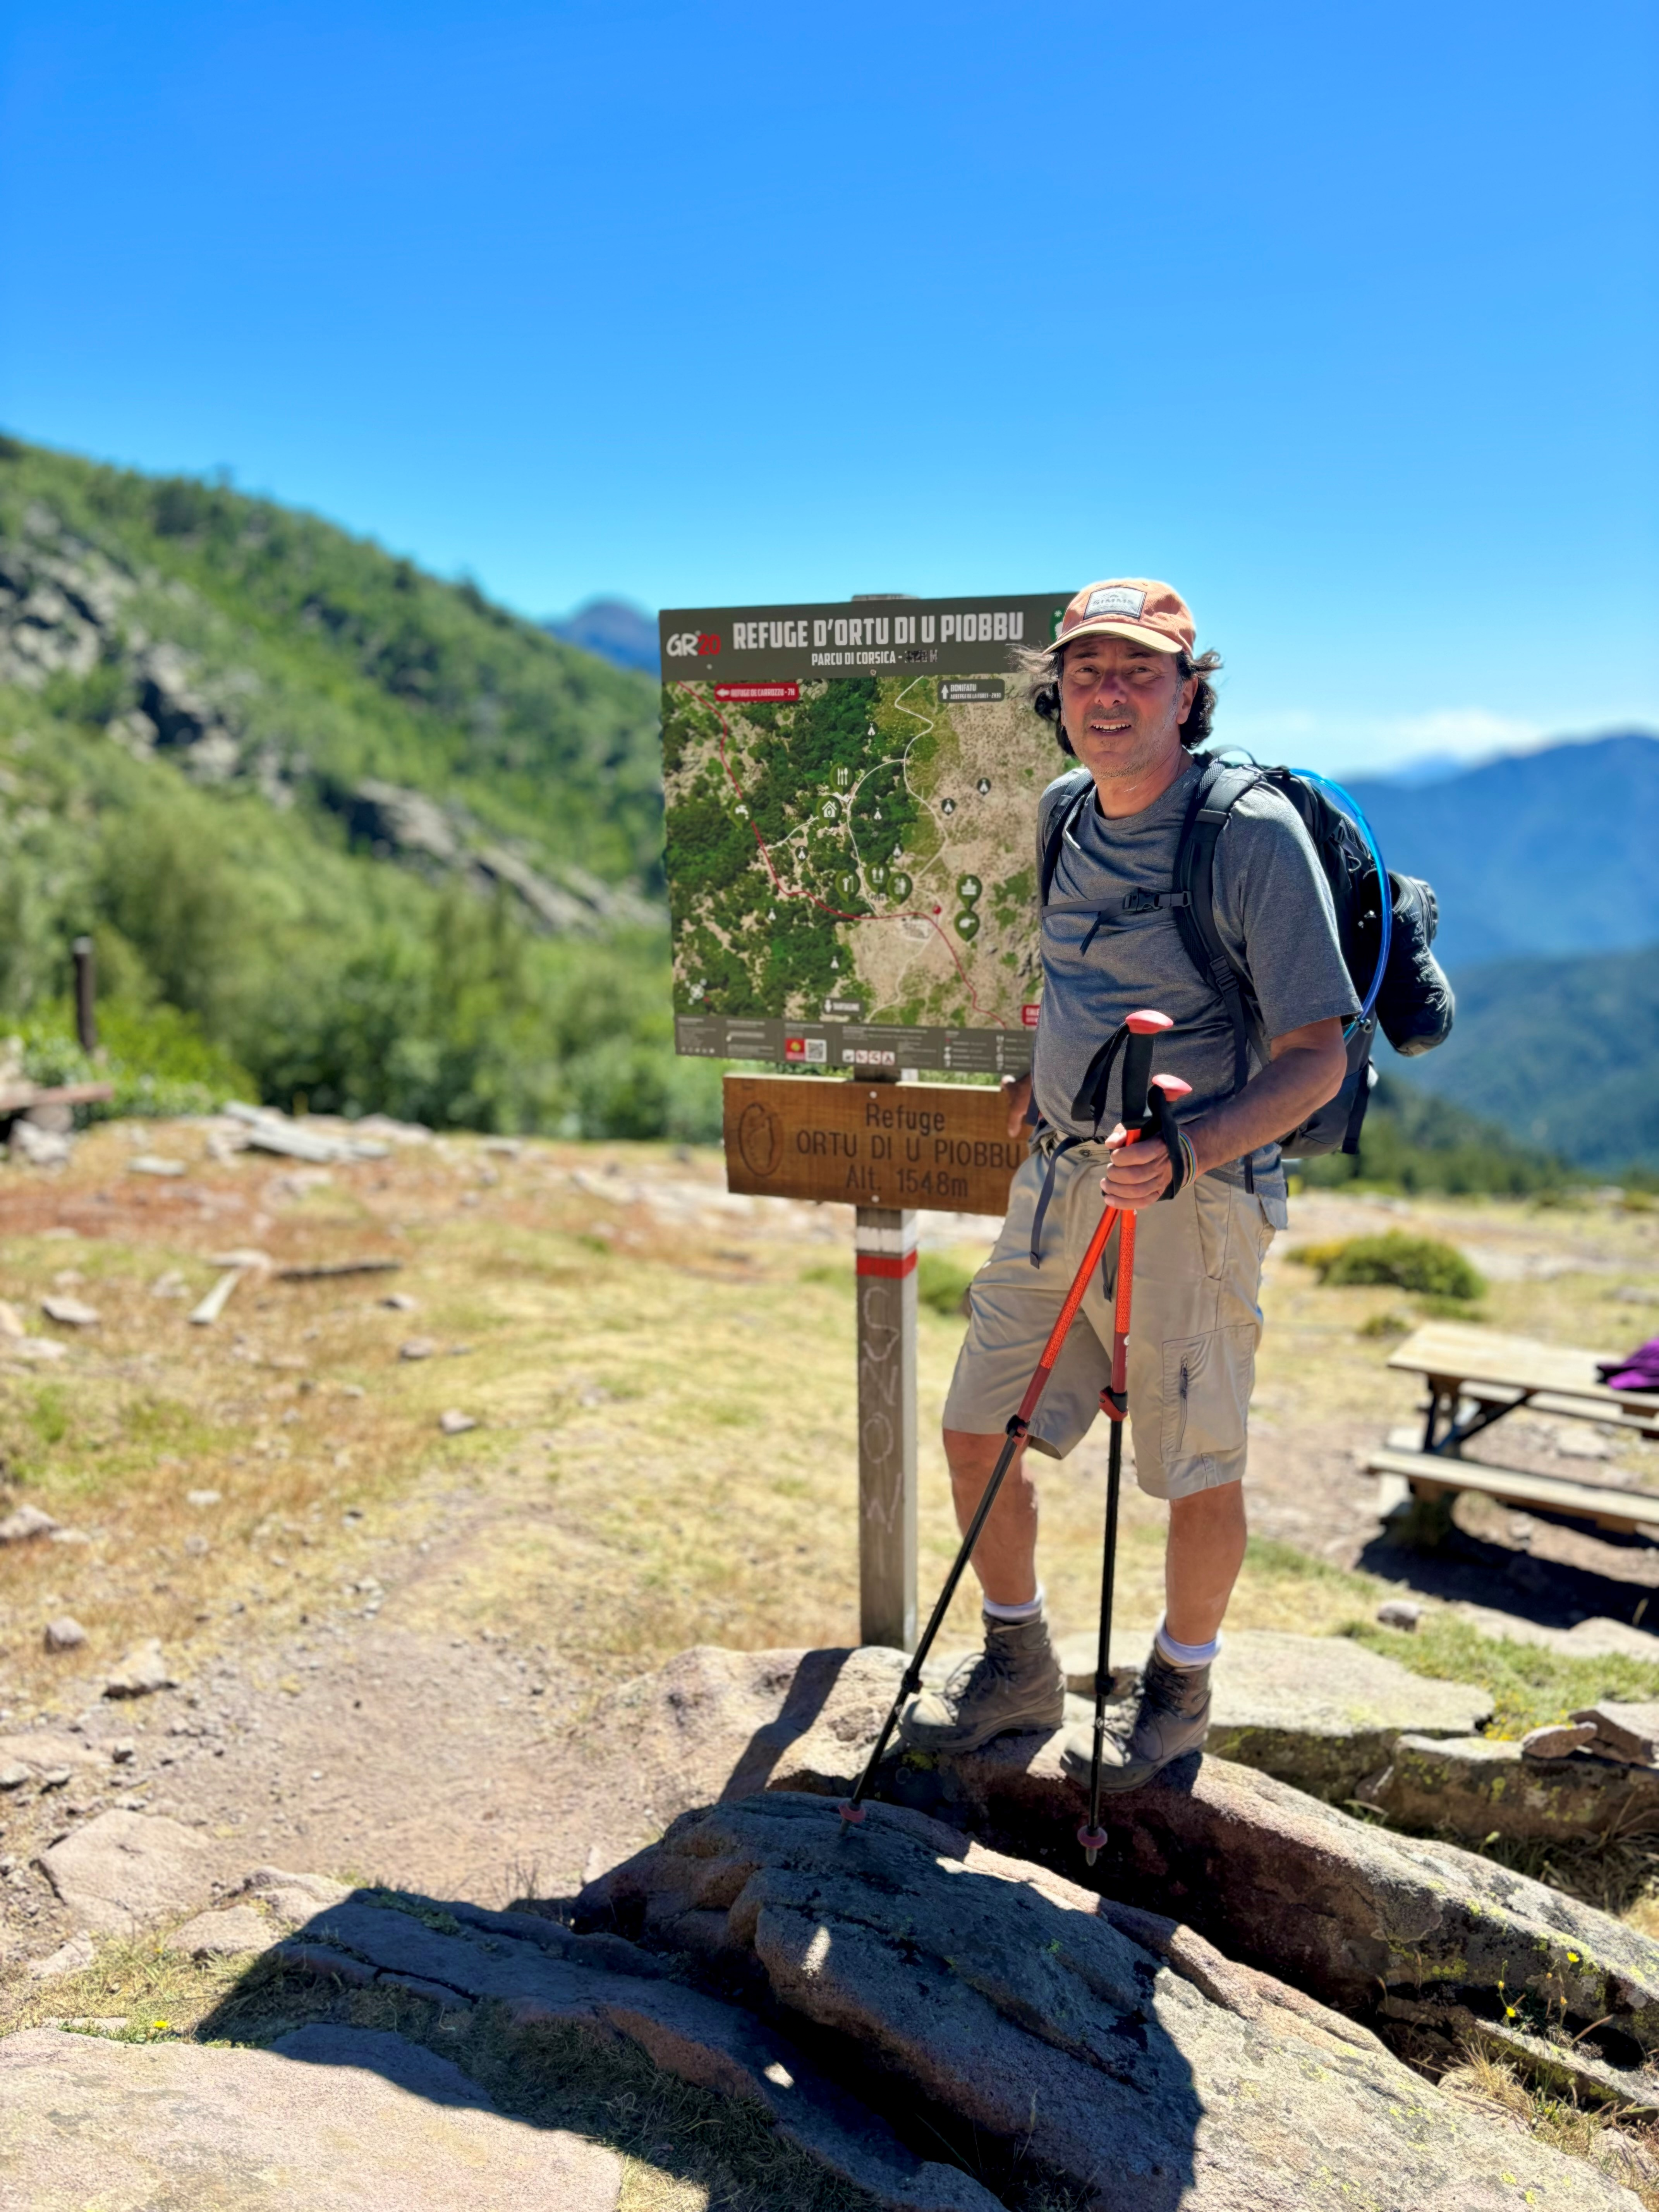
[1078,1045,1192,1869]
[841,1011,1173,1828]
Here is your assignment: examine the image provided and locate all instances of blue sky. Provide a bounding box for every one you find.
[2,0,1654,773]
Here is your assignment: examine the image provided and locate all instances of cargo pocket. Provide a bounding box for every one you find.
[1159,1324,1258,1466]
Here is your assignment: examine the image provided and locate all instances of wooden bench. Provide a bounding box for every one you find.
[1388,1321,1659,1453]
[1364,1321,1659,1544]
[1365,1444,1659,1544]
[0,1080,115,1118]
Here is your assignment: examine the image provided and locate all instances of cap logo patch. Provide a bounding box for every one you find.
[1083,585,1147,620]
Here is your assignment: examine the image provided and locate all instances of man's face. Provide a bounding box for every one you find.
[1058,634,1197,781]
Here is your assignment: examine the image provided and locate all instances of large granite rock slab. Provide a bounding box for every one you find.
[35,1809,211,1934]
[574,1645,1659,2081]
[1366,1733,1659,1842]
[580,1791,1638,2211]
[270,1886,995,2210]
[1054,1626,1493,1799]
[0,2024,621,2210]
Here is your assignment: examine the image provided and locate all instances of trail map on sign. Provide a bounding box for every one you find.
[664,593,1065,1073]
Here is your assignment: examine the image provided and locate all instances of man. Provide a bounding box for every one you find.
[899,577,1356,1790]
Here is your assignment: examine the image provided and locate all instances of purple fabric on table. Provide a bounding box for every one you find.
[1598,1335,1659,1391]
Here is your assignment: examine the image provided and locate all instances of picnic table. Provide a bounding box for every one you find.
[1364,1320,1659,1544]
[0,1080,114,1118]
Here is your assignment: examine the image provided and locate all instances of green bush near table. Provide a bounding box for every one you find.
[1290,1230,1487,1302]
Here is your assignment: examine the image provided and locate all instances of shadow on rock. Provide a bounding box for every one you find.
[578,1790,1638,2210]
[192,1879,995,2211]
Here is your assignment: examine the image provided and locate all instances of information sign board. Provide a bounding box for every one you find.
[722,1074,1024,1216]
[663,592,1066,1072]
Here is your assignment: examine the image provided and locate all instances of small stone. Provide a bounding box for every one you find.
[185,1489,222,1508]
[1571,1699,1659,1765]
[110,1741,136,1763]
[40,1295,100,1328]
[1376,1599,1423,1631]
[380,1291,419,1311]
[43,1616,86,1653]
[439,1410,478,1435]
[0,1762,31,1790]
[399,1337,436,1361]
[163,1904,274,1959]
[26,1931,94,1979]
[1522,1721,1599,1759]
[12,1121,72,1166]
[0,1299,24,1337]
[39,1766,72,1788]
[37,1809,210,1932]
[0,1504,59,1544]
[48,1527,90,1544]
[104,1640,178,1699]
[128,1156,186,1178]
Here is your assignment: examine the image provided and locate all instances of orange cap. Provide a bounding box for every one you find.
[1053,577,1195,657]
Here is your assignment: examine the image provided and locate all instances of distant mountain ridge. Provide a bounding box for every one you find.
[1343,731,1659,969]
[545,597,659,675]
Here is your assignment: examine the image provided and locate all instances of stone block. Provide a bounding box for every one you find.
[0,2026,623,2210]
[1573,1700,1659,1765]
[1369,1733,1659,1844]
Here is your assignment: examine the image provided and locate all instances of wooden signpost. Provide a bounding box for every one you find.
[723,1073,1024,1650]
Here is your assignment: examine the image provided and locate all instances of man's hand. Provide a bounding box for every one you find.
[1099,1123,1173,1209]
[1001,1072,1032,1140]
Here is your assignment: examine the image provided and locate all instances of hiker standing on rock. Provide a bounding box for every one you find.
[899,579,1357,1789]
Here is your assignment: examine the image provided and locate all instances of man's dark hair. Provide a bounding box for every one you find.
[1017,639,1223,756]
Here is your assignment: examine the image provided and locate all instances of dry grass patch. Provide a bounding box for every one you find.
[1441,2039,1659,2208]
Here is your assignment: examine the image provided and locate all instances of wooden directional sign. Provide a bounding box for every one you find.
[722,1074,1024,1216]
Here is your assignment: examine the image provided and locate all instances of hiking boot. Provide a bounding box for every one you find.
[1062,1647,1211,1795]
[898,1611,1066,1754]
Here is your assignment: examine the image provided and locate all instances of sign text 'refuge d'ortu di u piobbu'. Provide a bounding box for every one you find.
[663,593,1065,1075]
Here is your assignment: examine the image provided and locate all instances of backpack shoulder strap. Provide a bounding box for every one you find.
[1037,773,1094,908]
[1171,761,1268,1098]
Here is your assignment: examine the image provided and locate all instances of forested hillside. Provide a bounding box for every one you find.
[1386,943,1659,1174]
[0,436,713,1137]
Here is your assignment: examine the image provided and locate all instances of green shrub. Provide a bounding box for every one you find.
[16,1000,253,1120]
[917,1251,975,1318]
[1289,1231,1487,1301]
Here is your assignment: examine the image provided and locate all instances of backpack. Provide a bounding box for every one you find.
[1037,757,1454,1169]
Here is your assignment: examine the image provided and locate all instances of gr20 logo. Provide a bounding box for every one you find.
[665,630,721,658]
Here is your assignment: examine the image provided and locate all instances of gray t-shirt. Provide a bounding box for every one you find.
[1031,760,1359,1184]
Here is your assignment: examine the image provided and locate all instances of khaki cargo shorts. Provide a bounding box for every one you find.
[942,1140,1283,1500]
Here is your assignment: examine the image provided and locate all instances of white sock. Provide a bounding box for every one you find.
[1155,1617,1219,1670]
[983,1587,1044,1624]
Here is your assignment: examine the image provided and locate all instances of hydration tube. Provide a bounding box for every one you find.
[1290,768,1391,1027]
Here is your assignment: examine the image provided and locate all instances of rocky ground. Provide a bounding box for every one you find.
[4,1118,1659,2204]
